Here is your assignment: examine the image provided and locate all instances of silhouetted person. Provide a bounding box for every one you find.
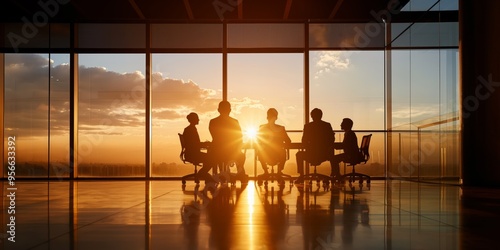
[183,112,215,183]
[256,108,291,174]
[296,108,336,181]
[332,118,363,178]
[209,101,247,179]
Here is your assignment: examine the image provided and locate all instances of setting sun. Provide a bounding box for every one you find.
[244,127,259,142]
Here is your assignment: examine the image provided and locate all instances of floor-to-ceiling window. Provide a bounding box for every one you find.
[151,53,222,177]
[226,23,304,176]
[3,53,70,178]
[308,22,387,177]
[309,50,386,177]
[150,23,223,177]
[75,23,147,177]
[228,53,304,176]
[77,54,146,177]
[389,0,460,183]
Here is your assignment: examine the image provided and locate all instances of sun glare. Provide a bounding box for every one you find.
[244,127,258,142]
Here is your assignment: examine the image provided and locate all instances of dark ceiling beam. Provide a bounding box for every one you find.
[128,0,146,20]
[283,0,293,19]
[238,0,243,19]
[183,0,194,20]
[329,0,345,19]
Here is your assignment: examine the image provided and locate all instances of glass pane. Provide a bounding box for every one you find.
[3,23,70,50]
[78,54,145,177]
[390,49,460,182]
[50,54,70,178]
[401,0,458,11]
[310,50,385,130]
[402,0,438,11]
[152,24,222,48]
[391,22,458,47]
[228,53,304,177]
[228,23,304,48]
[391,50,411,130]
[4,24,51,49]
[4,54,49,177]
[309,23,385,48]
[310,50,385,177]
[78,24,146,48]
[151,54,222,177]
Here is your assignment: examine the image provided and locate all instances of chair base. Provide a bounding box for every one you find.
[294,164,335,186]
[341,172,371,190]
[301,173,332,184]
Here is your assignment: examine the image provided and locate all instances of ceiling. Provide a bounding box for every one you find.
[1,0,410,23]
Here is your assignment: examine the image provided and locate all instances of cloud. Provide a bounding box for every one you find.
[313,51,350,79]
[392,105,439,120]
[3,54,224,136]
[391,104,443,128]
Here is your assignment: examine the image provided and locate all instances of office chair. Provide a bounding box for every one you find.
[178,133,201,185]
[256,148,292,187]
[342,134,372,190]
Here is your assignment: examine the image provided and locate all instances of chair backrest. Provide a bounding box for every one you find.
[178,133,186,163]
[358,134,372,163]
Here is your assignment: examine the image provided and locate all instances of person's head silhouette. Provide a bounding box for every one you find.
[186,112,199,125]
[267,108,278,122]
[217,101,231,116]
[310,108,323,122]
[341,118,354,131]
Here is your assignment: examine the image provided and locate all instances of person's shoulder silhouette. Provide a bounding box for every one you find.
[302,108,334,151]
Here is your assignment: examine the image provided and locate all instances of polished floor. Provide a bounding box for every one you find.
[1,179,499,250]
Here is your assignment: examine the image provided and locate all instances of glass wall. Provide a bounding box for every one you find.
[77,54,146,177]
[2,18,460,181]
[151,54,222,177]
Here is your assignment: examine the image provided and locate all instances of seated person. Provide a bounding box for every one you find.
[183,112,215,183]
[296,108,336,180]
[208,101,247,178]
[332,118,363,176]
[256,108,291,174]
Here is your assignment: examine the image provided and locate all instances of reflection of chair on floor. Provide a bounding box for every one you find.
[258,185,289,245]
[206,184,246,249]
[256,148,292,186]
[297,186,339,249]
[341,195,370,245]
[178,133,201,185]
[342,134,372,190]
